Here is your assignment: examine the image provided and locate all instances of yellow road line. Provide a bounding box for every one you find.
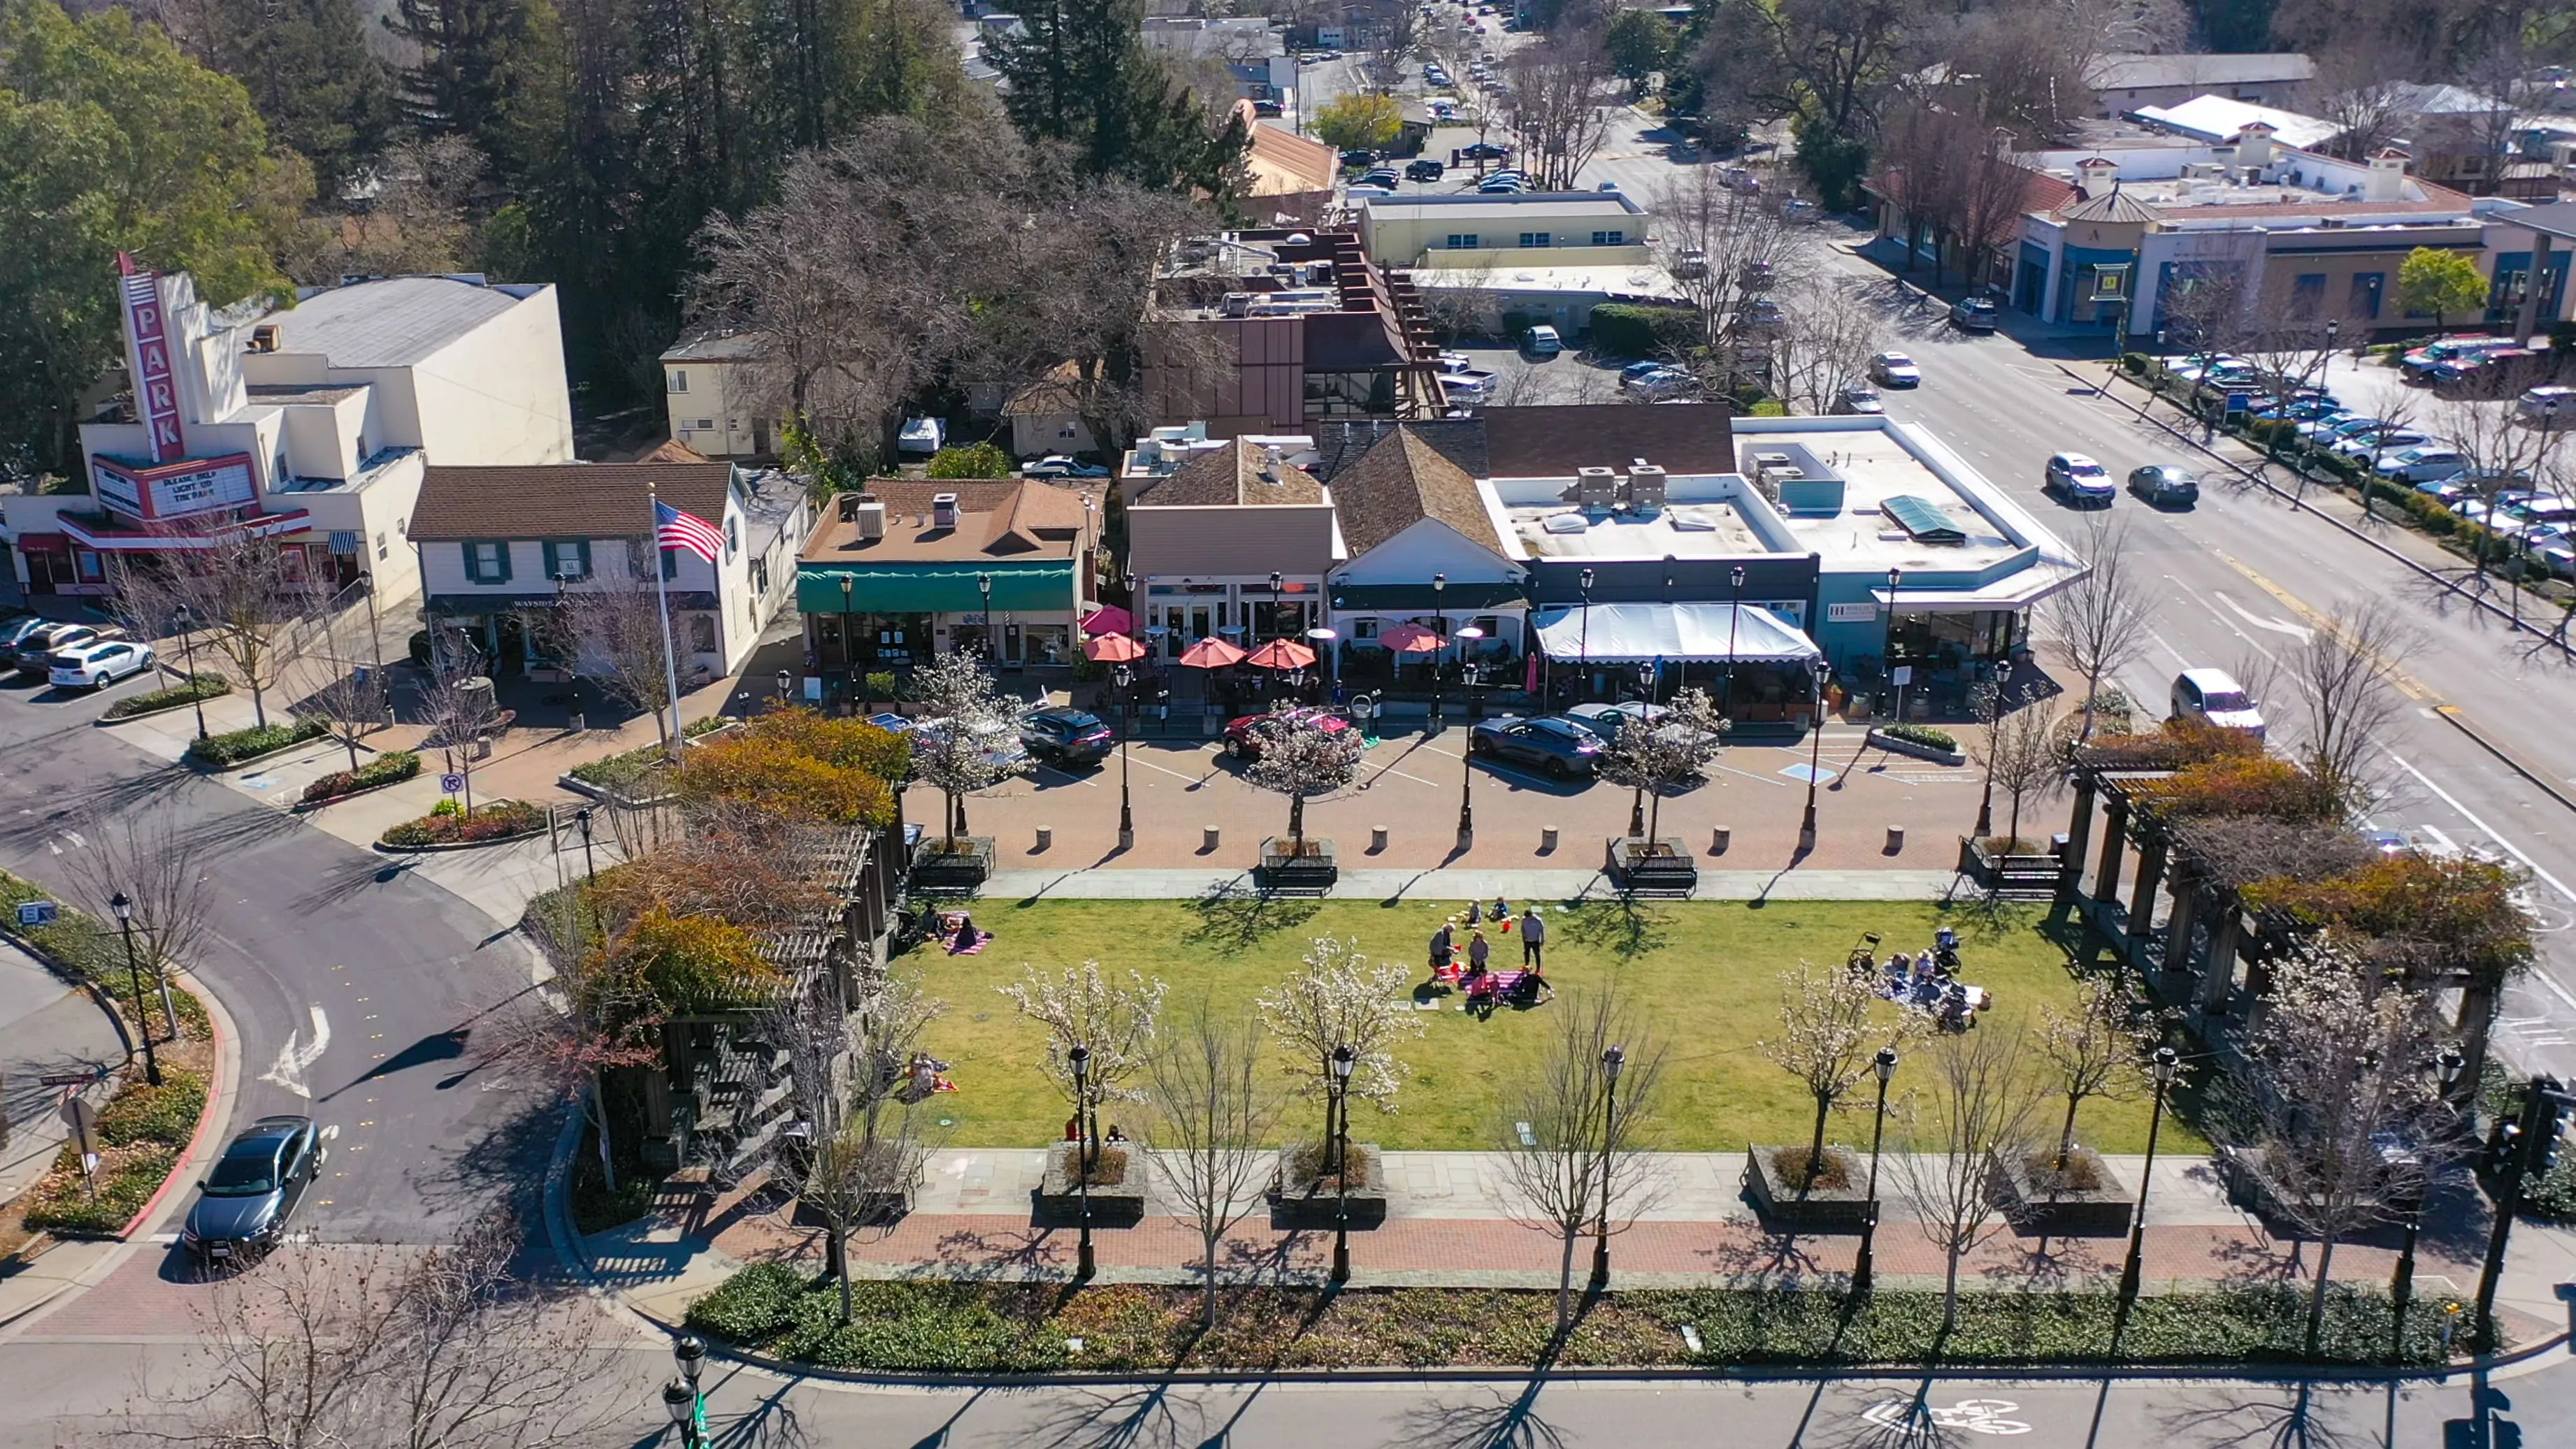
[2209,548,2429,702]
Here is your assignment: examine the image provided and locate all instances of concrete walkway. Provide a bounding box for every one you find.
[0,939,125,1210]
[984,867,1967,902]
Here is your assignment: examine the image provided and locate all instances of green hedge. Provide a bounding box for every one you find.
[1879,722,1958,751]
[22,1066,206,1236]
[300,751,420,805]
[1587,303,1699,360]
[682,1271,2468,1371]
[101,674,230,720]
[94,1067,207,1148]
[186,718,325,766]
[380,799,546,849]
[567,716,728,788]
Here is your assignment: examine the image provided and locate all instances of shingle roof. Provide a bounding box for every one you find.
[411,463,733,540]
[1480,405,1739,478]
[1139,438,1326,506]
[2061,188,2164,224]
[800,479,1099,563]
[1331,427,1502,556]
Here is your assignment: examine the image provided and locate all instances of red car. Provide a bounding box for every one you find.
[1223,707,1353,759]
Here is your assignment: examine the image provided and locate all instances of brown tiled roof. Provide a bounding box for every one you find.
[638,438,716,464]
[1480,405,1738,479]
[1138,438,1326,506]
[411,463,732,540]
[801,479,1101,563]
[1332,427,1501,556]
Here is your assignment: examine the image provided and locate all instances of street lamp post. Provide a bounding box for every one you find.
[662,1381,698,1448]
[1112,663,1135,850]
[839,574,858,710]
[107,892,161,1086]
[1589,1044,1625,1289]
[1575,567,1595,705]
[1430,573,1447,733]
[1722,564,1745,720]
[1855,1046,1898,1291]
[575,807,598,884]
[171,604,209,740]
[2391,1045,2466,1357]
[1799,656,1830,854]
[671,1334,706,1446]
[976,572,994,663]
[1070,1044,1095,1280]
[1883,567,1904,723]
[775,668,792,712]
[2117,1046,2181,1303]
[1330,1043,1356,1284]
[1457,659,1480,851]
[1973,661,2015,839]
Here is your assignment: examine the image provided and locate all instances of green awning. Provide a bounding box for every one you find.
[798,562,1074,614]
[1327,581,1527,611]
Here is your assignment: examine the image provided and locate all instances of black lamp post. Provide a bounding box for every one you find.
[1111,663,1135,849]
[1722,564,1745,719]
[1456,660,1478,851]
[1589,1044,1625,1288]
[1883,567,1904,718]
[1659,554,1677,707]
[1800,656,1829,853]
[1070,1044,1095,1280]
[2391,1044,2466,1355]
[2117,1046,2182,1303]
[1575,566,1595,704]
[977,571,994,661]
[838,573,858,707]
[662,1380,699,1448]
[1330,1043,1356,1284]
[672,1334,705,1444]
[1855,1046,1897,1291]
[575,807,598,884]
[1973,661,2015,839]
[171,604,208,740]
[108,891,160,1086]
[1430,572,1447,732]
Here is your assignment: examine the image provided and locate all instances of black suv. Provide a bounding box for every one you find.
[182,1114,324,1269]
[1404,158,1445,181]
[1019,707,1116,767]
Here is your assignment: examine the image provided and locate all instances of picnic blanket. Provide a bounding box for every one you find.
[948,931,993,956]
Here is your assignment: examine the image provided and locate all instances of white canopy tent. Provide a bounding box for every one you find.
[1530,603,1823,665]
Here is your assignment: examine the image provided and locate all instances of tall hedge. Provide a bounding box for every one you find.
[1588,303,1699,359]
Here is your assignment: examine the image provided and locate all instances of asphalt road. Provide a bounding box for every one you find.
[0,675,546,1243]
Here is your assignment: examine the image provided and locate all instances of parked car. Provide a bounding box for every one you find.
[2373,445,2468,483]
[1023,455,1108,479]
[1474,178,1523,194]
[1618,361,1668,385]
[2169,668,2266,739]
[2401,336,2516,383]
[1673,247,1708,279]
[1338,149,1378,169]
[1949,296,1999,333]
[1404,158,1446,181]
[0,616,58,669]
[2297,413,2382,444]
[1019,706,1115,767]
[1741,298,1786,329]
[1459,141,1509,160]
[2517,384,2576,426]
[1834,384,1885,414]
[1870,351,1921,387]
[2330,426,2434,459]
[1439,368,1499,399]
[2043,452,2115,506]
[10,623,108,677]
[182,1115,325,1269]
[2127,464,2200,507]
[1523,324,1563,356]
[1348,184,1395,199]
[1627,368,1695,399]
[1467,714,1605,778]
[1223,707,1352,760]
[48,639,154,690]
[1253,98,1283,116]
[2254,397,2345,423]
[896,417,944,455]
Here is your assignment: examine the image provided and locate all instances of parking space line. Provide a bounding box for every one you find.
[1128,754,1212,783]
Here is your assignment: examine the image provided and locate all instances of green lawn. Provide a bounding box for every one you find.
[907,896,2208,1156]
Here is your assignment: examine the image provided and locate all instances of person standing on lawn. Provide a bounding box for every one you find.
[1467,928,1490,975]
[1520,906,1545,967]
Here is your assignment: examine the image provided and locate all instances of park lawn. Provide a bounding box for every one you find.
[905,895,2208,1157]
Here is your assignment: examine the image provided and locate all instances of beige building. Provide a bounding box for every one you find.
[1357,191,1654,271]
[660,331,769,459]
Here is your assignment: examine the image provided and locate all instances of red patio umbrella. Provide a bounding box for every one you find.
[1084,633,1148,663]
[1079,604,1134,636]
[1377,623,1446,654]
[1177,637,1248,669]
[1244,638,1317,670]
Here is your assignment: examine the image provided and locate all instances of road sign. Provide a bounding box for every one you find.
[2225,391,2253,414]
[59,1097,97,1139]
[1892,665,1914,686]
[15,900,55,928]
[36,1072,97,1088]
[439,772,465,794]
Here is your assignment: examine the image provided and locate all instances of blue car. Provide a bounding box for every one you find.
[1469,715,1606,779]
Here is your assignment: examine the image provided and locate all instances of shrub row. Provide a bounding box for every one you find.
[101,674,230,720]
[22,1067,206,1237]
[1878,721,1958,751]
[185,718,325,766]
[379,798,546,849]
[0,870,208,1041]
[566,717,729,787]
[1587,303,1699,360]
[300,751,420,805]
[682,1269,2467,1371]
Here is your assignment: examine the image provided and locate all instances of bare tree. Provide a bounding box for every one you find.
[1502,30,1615,191]
[1490,987,1667,1333]
[107,531,333,730]
[1590,686,1727,840]
[294,661,387,773]
[1977,698,2064,851]
[1255,935,1425,1146]
[545,576,681,749]
[1893,1026,2046,1333]
[1770,274,1891,414]
[2034,976,2153,1175]
[2310,38,2412,161]
[419,633,504,820]
[60,801,209,1041]
[1653,164,1802,349]
[2038,516,2155,739]
[2245,940,2449,1357]
[1243,709,1365,849]
[1143,1000,1283,1329]
[2428,394,2568,599]
[907,649,1030,844]
[1761,965,1924,1190]
[2283,596,2415,818]
[999,962,1169,1145]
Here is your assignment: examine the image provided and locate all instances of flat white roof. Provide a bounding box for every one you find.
[1411,264,1684,301]
[267,275,540,368]
[1362,194,1643,223]
[1762,428,2022,570]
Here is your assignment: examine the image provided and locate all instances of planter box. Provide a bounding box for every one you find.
[292,774,413,813]
[1258,836,1338,895]
[1866,728,1968,766]
[1035,1142,1146,1225]
[1606,837,1697,895]
[1743,1144,1873,1231]
[1992,1146,2134,1236]
[1269,1142,1387,1229]
[1958,837,2064,897]
[2219,1144,2412,1226]
[909,835,995,895]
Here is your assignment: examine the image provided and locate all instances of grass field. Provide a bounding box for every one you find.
[903,895,2207,1156]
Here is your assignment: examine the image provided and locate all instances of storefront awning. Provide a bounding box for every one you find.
[59,509,311,551]
[1530,603,1822,665]
[798,562,1074,616]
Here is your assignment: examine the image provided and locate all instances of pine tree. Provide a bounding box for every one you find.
[985,0,1244,198]
[382,0,547,150]
[177,0,394,198]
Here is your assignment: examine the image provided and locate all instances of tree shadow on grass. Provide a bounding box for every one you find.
[1555,893,1669,963]
[1183,881,1321,955]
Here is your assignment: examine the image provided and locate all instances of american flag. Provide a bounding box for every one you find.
[654,499,724,563]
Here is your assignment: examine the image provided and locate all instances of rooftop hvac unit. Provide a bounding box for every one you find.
[931,492,959,530]
[856,499,887,540]
[247,324,282,354]
[1624,464,1667,512]
[1221,292,1253,317]
[1574,466,1619,510]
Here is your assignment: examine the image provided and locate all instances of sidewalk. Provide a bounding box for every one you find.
[985,867,1966,902]
[0,939,124,1210]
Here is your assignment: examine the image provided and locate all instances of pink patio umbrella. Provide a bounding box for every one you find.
[1177,637,1248,670]
[1376,622,1446,655]
[1244,638,1318,670]
[1083,633,1148,663]
[1080,604,1135,636]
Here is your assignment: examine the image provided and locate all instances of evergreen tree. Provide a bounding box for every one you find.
[177,0,395,199]
[986,0,1246,199]
[382,0,548,153]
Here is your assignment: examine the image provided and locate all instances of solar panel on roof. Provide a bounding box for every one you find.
[1880,494,1965,544]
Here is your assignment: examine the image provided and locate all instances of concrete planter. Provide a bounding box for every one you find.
[2219,1144,2412,1226]
[1866,728,1968,766]
[1258,837,1338,895]
[1992,1146,2135,1236]
[1036,1142,1147,1225]
[1269,1142,1387,1229]
[1606,837,1697,895]
[910,835,995,895]
[1743,1144,1873,1231]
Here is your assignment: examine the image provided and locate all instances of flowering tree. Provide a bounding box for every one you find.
[1256,935,1425,1147]
[2035,977,2155,1176]
[1594,687,1727,841]
[907,649,1028,844]
[1243,712,1364,849]
[1000,961,1168,1137]
[1760,964,1924,1191]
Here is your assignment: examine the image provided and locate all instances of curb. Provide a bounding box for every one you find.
[94,692,230,727]
[117,969,237,1240]
[290,769,421,814]
[188,730,331,774]
[370,826,549,856]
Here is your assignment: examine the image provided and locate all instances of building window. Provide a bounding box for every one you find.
[1518,232,1552,248]
[1590,230,1625,246]
[374,531,389,561]
[73,550,103,584]
[542,539,592,581]
[2290,273,2326,320]
[2350,272,2384,319]
[693,418,715,431]
[1446,233,1480,249]
[463,541,511,584]
[689,614,717,652]
[661,546,679,582]
[667,369,688,393]
[724,517,739,560]
[1353,617,1380,640]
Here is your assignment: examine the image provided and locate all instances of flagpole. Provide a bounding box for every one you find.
[649,485,686,758]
